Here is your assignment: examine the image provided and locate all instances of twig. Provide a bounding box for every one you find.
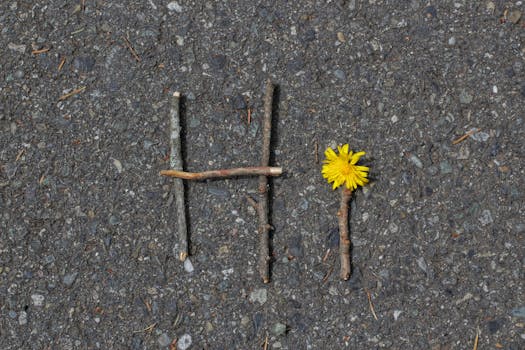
[160,166,282,180]
[169,91,188,261]
[32,48,50,55]
[57,57,66,71]
[338,188,352,280]
[366,289,378,320]
[452,128,478,145]
[58,86,86,101]
[473,327,479,350]
[263,335,269,350]
[244,194,258,209]
[122,35,141,62]
[257,79,274,283]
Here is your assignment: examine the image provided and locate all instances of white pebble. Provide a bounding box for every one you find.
[31,294,45,307]
[183,258,194,273]
[391,115,399,123]
[111,158,123,173]
[492,85,498,93]
[177,334,192,350]
[393,310,402,320]
[167,2,183,12]
[448,36,456,45]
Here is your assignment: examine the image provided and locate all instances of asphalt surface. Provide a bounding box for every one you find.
[1,1,524,349]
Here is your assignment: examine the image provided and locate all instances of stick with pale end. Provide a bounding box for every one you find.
[160,166,282,180]
[169,91,188,262]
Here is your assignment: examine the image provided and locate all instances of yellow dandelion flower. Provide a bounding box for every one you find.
[322,144,369,190]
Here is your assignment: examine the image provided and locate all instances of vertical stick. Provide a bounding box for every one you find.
[169,91,188,261]
[257,79,274,283]
[338,188,352,280]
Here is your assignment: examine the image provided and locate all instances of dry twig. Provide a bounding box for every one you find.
[160,166,282,180]
[366,289,378,320]
[169,92,188,261]
[338,188,352,280]
[58,86,86,101]
[257,79,274,283]
[122,35,141,62]
[452,128,478,145]
[32,48,50,55]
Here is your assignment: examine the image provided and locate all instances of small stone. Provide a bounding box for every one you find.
[18,311,28,325]
[459,89,473,104]
[328,286,338,296]
[511,306,525,319]
[109,215,119,226]
[471,131,489,142]
[486,1,495,13]
[177,334,192,350]
[205,321,213,332]
[207,186,230,198]
[184,258,194,273]
[448,37,456,45]
[232,94,247,110]
[8,43,26,54]
[241,315,250,327]
[409,154,423,169]
[416,257,428,274]
[439,161,452,174]
[167,2,183,12]
[73,56,95,73]
[8,311,17,319]
[337,32,346,42]
[388,222,399,234]
[391,115,399,123]
[63,272,78,287]
[157,333,171,347]
[478,210,493,226]
[393,310,402,320]
[271,323,287,336]
[111,158,123,173]
[249,288,267,305]
[31,294,45,307]
[508,10,521,24]
[333,69,346,81]
[423,5,437,19]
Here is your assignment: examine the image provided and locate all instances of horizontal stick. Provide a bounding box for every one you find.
[160,166,282,180]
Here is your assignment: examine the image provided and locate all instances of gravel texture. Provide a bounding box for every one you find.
[1,1,524,349]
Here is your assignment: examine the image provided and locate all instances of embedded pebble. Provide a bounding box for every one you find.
[111,158,123,173]
[393,310,402,321]
[511,306,525,319]
[409,154,423,169]
[177,334,192,350]
[448,37,456,45]
[8,43,26,53]
[157,333,171,347]
[333,69,346,81]
[31,294,45,307]
[18,311,28,325]
[249,288,267,305]
[167,2,183,12]
[63,272,79,287]
[478,210,493,226]
[184,258,194,273]
[271,323,287,336]
[439,161,452,174]
[459,89,473,104]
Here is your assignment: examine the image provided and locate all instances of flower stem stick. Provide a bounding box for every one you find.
[322,144,369,280]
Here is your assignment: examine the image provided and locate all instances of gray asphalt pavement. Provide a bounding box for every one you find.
[1,1,524,349]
